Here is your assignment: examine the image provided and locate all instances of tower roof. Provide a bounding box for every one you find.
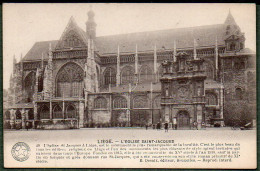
[224,10,237,25]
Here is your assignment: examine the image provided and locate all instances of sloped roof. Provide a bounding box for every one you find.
[23,40,58,61]
[95,24,227,55]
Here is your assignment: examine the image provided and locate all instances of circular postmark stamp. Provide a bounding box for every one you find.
[11,142,31,162]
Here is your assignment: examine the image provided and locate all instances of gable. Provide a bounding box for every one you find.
[55,17,88,50]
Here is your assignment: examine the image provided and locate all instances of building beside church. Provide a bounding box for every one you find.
[4,9,256,130]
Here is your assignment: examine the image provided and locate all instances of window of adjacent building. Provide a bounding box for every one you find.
[104,67,116,86]
[56,62,84,97]
[121,66,134,84]
[40,105,50,119]
[53,104,63,119]
[229,42,236,51]
[205,93,218,105]
[235,88,243,100]
[66,104,76,119]
[113,96,127,109]
[139,65,153,83]
[94,97,107,109]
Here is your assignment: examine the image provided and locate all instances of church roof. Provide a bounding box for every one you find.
[95,24,227,55]
[22,40,58,61]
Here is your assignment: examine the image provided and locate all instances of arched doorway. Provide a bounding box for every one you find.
[177,110,190,129]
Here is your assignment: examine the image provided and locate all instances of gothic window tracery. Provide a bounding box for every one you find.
[56,62,84,97]
[40,105,50,119]
[133,95,149,108]
[53,104,63,119]
[205,93,218,105]
[139,65,153,83]
[104,67,116,86]
[63,30,83,48]
[121,66,134,84]
[66,104,76,118]
[113,96,127,108]
[94,97,107,109]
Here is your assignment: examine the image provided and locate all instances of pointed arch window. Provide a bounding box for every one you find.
[113,96,127,109]
[66,104,76,119]
[121,66,134,84]
[133,96,149,108]
[94,97,107,109]
[53,104,63,119]
[40,105,50,119]
[56,62,84,97]
[104,67,116,86]
[16,110,22,120]
[139,65,153,83]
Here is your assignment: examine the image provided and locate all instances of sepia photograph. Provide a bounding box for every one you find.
[3,3,256,169]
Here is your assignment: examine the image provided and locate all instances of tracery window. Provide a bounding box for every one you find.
[53,104,63,119]
[63,30,83,48]
[56,62,84,97]
[66,104,76,119]
[113,96,127,109]
[94,97,107,109]
[24,71,36,102]
[235,88,243,100]
[121,66,134,84]
[205,93,218,105]
[40,105,50,119]
[104,67,116,86]
[133,95,149,108]
[16,110,22,119]
[139,65,153,83]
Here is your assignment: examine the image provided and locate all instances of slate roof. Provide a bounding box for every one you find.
[95,24,227,55]
[22,40,58,61]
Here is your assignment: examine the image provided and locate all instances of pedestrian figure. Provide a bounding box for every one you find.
[26,121,29,131]
[156,122,160,130]
[193,121,198,130]
[164,122,168,132]
[145,124,148,130]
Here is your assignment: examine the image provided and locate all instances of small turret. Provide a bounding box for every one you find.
[86,7,97,39]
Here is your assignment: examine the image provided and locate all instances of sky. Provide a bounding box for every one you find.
[3,3,256,89]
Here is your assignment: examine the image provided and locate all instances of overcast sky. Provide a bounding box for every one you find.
[3,3,256,89]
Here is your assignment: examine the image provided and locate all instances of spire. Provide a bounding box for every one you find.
[116,45,120,87]
[154,44,157,74]
[49,43,52,61]
[13,54,16,64]
[20,53,22,62]
[224,9,236,25]
[41,52,44,69]
[86,5,97,39]
[135,44,138,74]
[173,40,177,62]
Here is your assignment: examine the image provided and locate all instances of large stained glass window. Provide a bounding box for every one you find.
[121,66,134,84]
[56,62,84,97]
[139,65,153,83]
[104,67,116,86]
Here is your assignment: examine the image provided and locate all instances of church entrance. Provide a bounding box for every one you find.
[177,110,190,129]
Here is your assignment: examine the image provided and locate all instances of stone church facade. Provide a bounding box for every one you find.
[4,10,256,130]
